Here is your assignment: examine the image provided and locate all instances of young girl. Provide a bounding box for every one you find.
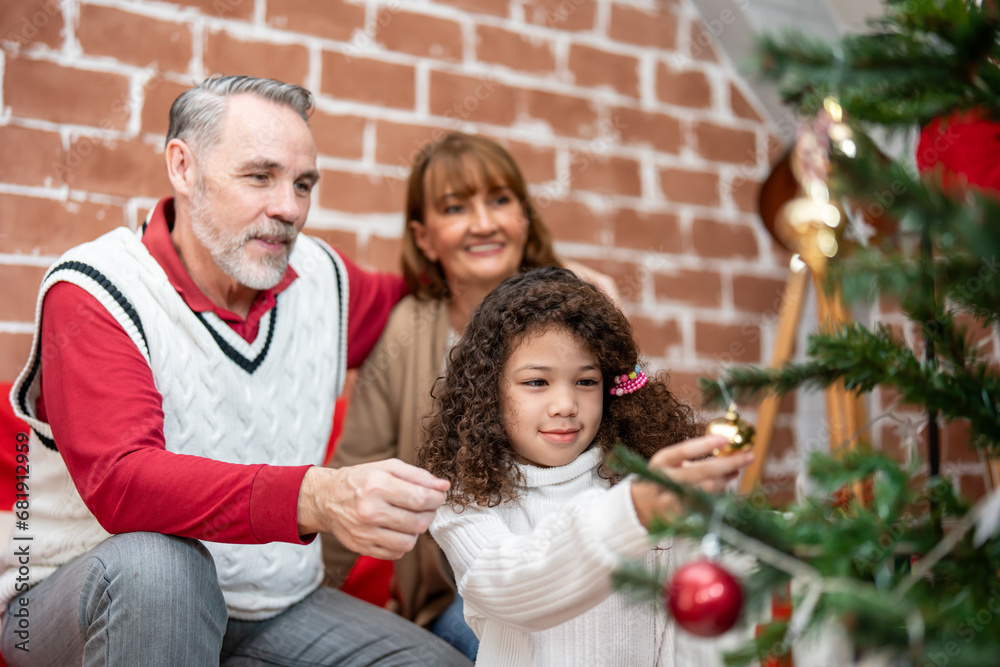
[323,132,618,660]
[420,267,754,666]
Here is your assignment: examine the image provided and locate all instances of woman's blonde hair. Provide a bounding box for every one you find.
[401,132,559,300]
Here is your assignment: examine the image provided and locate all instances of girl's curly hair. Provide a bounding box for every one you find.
[419,266,702,510]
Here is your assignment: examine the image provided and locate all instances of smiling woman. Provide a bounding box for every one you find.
[322,132,614,660]
[403,132,559,332]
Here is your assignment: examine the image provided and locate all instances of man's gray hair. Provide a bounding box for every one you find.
[165,75,314,153]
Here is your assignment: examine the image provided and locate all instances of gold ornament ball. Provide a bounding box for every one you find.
[708,404,756,457]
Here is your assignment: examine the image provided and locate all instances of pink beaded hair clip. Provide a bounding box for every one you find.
[610,364,647,396]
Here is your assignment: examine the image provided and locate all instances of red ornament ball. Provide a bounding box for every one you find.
[665,559,744,637]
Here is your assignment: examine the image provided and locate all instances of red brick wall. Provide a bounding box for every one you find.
[1,0,806,483]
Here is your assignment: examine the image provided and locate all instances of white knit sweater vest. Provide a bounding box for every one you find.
[2,226,347,620]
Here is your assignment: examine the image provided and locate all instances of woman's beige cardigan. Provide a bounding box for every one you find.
[322,296,455,627]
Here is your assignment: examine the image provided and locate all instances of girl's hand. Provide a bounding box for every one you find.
[630,435,754,529]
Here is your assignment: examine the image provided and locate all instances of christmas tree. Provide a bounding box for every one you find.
[614,1,1000,664]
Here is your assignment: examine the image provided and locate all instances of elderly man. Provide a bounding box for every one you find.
[0,76,470,666]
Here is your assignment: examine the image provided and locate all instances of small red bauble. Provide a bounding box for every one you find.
[665,559,744,637]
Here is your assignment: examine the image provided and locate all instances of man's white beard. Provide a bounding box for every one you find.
[189,179,297,290]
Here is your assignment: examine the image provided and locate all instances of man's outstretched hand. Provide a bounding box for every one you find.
[298,460,450,560]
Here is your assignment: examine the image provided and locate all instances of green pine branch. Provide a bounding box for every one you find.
[612,444,1000,665]
[756,0,1000,125]
[701,323,1000,449]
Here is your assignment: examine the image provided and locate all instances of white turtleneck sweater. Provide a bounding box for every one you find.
[430,447,676,666]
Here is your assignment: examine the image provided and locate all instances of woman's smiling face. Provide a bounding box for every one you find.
[410,165,529,294]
